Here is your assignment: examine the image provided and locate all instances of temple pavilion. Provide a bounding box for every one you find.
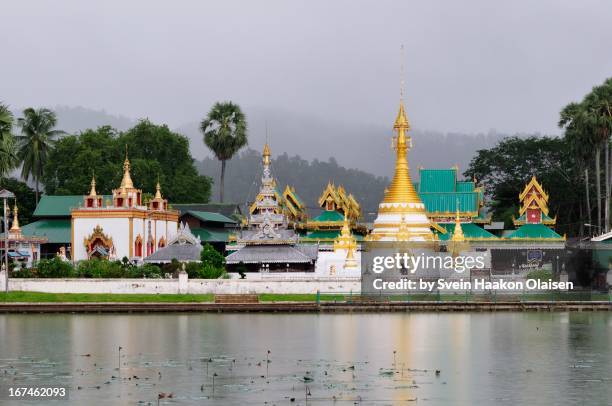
[301,182,367,243]
[225,143,318,273]
[507,176,564,241]
[0,200,47,268]
[71,151,179,261]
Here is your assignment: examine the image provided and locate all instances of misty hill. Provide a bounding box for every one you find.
[177,106,513,178]
[52,106,136,133]
[197,149,389,217]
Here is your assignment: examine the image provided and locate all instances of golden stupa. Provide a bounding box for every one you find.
[368,96,434,241]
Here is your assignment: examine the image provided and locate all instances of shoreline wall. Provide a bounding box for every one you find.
[3,275,361,295]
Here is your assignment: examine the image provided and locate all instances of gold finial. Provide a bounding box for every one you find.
[10,199,20,232]
[89,175,97,196]
[155,180,162,200]
[452,203,465,242]
[262,143,271,166]
[120,145,134,189]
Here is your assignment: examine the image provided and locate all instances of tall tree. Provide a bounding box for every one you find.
[16,108,63,203]
[559,101,594,234]
[200,102,247,202]
[464,136,580,235]
[582,79,612,232]
[42,121,212,203]
[0,103,17,177]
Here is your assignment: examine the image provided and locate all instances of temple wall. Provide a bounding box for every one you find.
[73,217,130,261]
[5,276,362,294]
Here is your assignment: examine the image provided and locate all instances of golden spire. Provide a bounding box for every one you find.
[451,206,465,242]
[381,45,421,204]
[89,175,97,196]
[120,145,134,189]
[262,143,271,166]
[382,99,421,204]
[10,200,20,232]
[155,181,162,200]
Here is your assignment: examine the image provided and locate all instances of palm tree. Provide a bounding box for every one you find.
[200,102,247,202]
[16,108,63,203]
[0,103,17,177]
[583,79,612,232]
[560,101,595,234]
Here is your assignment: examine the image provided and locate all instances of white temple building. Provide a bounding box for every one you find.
[71,152,179,262]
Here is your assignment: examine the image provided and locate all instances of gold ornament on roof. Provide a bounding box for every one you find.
[89,175,97,196]
[451,207,465,242]
[262,143,271,166]
[10,200,20,232]
[155,181,162,200]
[120,145,134,189]
[333,210,357,252]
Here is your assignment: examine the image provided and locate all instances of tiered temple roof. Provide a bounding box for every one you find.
[507,176,564,241]
[226,144,317,270]
[303,182,365,242]
[415,168,488,223]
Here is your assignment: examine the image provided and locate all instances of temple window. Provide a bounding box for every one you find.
[128,197,133,207]
[152,201,159,209]
[86,198,93,208]
[117,198,124,207]
[135,236,143,257]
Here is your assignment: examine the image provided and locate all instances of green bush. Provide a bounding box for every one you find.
[126,263,162,278]
[161,258,182,276]
[198,264,226,279]
[201,243,225,269]
[526,269,554,281]
[36,257,76,278]
[184,262,202,278]
[76,258,124,278]
[11,268,36,278]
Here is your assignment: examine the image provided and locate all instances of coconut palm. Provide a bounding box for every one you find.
[200,102,247,202]
[0,103,17,177]
[17,108,64,203]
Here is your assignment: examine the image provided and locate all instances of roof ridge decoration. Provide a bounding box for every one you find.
[168,222,201,246]
[515,176,555,224]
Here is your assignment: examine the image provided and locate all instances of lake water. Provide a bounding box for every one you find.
[0,312,610,405]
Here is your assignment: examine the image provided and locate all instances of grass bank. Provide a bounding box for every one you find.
[0,291,214,302]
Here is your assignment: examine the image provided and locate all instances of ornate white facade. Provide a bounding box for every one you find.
[71,153,179,262]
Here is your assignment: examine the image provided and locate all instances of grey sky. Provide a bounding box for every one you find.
[2,0,611,136]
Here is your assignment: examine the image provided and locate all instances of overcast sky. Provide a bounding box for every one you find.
[2,0,611,136]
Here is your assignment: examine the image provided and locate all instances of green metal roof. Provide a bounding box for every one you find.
[515,213,555,223]
[420,192,479,213]
[191,227,231,242]
[419,169,456,192]
[506,224,563,240]
[456,181,475,192]
[435,223,498,241]
[305,230,341,240]
[20,219,71,243]
[33,195,112,217]
[310,210,344,222]
[183,210,236,224]
[304,230,364,241]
